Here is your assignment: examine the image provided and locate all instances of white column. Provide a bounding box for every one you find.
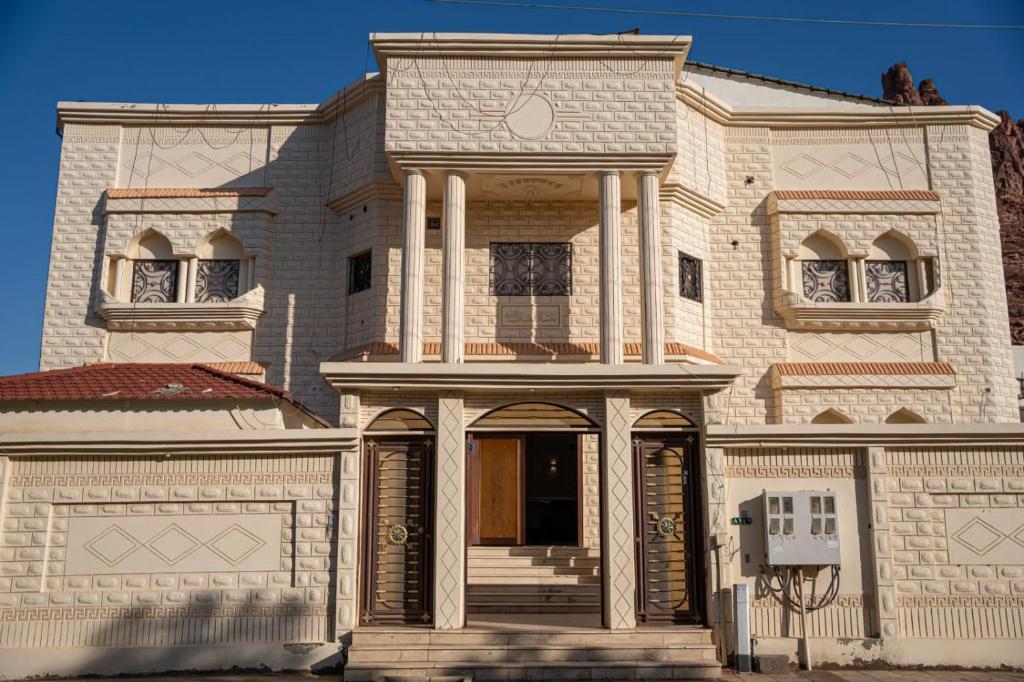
[601,391,636,630]
[400,169,427,363]
[599,171,623,365]
[185,257,198,303]
[434,392,466,629]
[176,259,188,303]
[441,171,466,363]
[637,171,665,364]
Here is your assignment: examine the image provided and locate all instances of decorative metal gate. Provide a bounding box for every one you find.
[633,435,703,624]
[361,437,433,625]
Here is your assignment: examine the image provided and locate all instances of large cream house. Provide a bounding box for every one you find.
[2,32,1023,679]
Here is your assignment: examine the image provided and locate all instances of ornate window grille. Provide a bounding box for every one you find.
[131,260,178,303]
[801,260,850,302]
[865,260,909,303]
[196,260,240,303]
[348,251,372,294]
[678,253,703,302]
[490,242,572,296]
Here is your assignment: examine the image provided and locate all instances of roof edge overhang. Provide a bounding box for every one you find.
[319,361,741,392]
[706,423,1024,449]
[0,427,358,456]
[370,32,691,65]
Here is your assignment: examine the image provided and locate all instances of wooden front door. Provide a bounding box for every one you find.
[633,435,704,624]
[361,437,433,625]
[469,436,523,545]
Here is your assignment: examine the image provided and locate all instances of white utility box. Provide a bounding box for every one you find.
[762,490,840,566]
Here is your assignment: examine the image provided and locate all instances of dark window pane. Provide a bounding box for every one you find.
[196,259,240,303]
[865,260,909,302]
[679,253,703,302]
[490,243,571,296]
[131,260,178,303]
[802,260,850,302]
[348,251,372,294]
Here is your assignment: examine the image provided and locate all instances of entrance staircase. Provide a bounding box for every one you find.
[344,623,721,681]
[466,546,600,614]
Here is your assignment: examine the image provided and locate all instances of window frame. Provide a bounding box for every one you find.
[489,242,573,297]
[348,249,373,295]
[678,252,703,303]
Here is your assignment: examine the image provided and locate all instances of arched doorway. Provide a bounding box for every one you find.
[632,410,705,624]
[360,409,434,625]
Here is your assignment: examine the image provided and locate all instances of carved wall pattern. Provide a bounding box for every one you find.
[601,393,636,630]
[0,454,336,649]
[788,331,932,363]
[106,213,274,260]
[107,330,253,363]
[750,595,872,639]
[434,393,466,628]
[866,446,899,640]
[119,127,270,189]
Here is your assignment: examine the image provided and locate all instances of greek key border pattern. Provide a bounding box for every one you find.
[10,473,332,487]
[0,605,328,622]
[725,465,864,479]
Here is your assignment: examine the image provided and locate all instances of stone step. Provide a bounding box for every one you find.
[468,557,600,569]
[350,627,715,648]
[343,660,721,681]
[348,643,718,665]
[467,574,600,585]
[467,546,599,558]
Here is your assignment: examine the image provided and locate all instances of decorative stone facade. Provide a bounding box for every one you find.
[9,31,1024,678]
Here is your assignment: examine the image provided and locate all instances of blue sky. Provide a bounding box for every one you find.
[0,0,1022,375]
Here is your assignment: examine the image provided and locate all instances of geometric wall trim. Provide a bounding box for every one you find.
[946,509,1024,565]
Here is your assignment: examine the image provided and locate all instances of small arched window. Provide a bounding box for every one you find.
[128,231,179,303]
[196,231,245,303]
[799,232,850,303]
[810,408,853,424]
[885,408,927,424]
[366,408,434,432]
[866,233,914,303]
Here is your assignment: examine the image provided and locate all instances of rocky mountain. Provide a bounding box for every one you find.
[882,63,1024,344]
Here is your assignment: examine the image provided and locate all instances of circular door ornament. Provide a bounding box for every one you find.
[505,94,556,140]
[386,523,409,546]
[656,516,677,538]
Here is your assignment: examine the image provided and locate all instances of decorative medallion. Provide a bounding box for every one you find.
[504,94,555,140]
[657,516,677,538]
[386,523,409,546]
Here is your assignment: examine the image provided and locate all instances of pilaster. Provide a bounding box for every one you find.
[866,445,899,640]
[400,169,427,363]
[434,392,466,629]
[638,171,665,364]
[601,391,636,629]
[599,171,623,365]
[441,172,466,363]
[333,441,361,635]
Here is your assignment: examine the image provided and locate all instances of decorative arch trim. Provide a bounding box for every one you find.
[633,409,696,430]
[469,401,598,431]
[365,408,435,432]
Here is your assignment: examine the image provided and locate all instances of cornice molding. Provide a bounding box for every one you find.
[105,189,277,216]
[385,151,675,173]
[0,427,358,456]
[96,286,265,331]
[774,291,945,332]
[706,423,1024,449]
[771,365,957,390]
[319,361,741,392]
[660,182,725,219]
[326,180,402,215]
[57,102,321,130]
[676,81,1001,132]
[767,190,941,216]
[371,32,691,63]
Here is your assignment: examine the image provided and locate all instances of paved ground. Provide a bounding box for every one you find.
[12,672,1024,682]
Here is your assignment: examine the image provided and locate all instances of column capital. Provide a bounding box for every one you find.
[445,169,468,180]
[638,169,660,177]
[404,168,425,178]
[599,169,622,178]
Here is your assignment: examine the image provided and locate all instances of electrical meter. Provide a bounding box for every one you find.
[762,490,840,566]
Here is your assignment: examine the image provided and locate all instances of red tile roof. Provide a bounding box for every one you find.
[776,362,955,376]
[773,189,940,201]
[106,187,272,199]
[0,363,290,402]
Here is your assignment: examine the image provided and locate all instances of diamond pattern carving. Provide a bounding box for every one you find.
[947,510,1024,565]
[207,524,266,565]
[952,518,1007,556]
[108,331,252,363]
[84,525,141,567]
[789,332,929,363]
[434,394,465,628]
[602,393,636,630]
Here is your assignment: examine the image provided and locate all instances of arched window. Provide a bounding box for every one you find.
[866,232,923,303]
[633,409,695,430]
[885,408,927,424]
[470,402,597,431]
[365,408,434,432]
[810,408,853,424]
[127,230,180,303]
[799,232,850,303]
[196,230,247,302]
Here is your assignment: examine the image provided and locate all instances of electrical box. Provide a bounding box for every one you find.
[762,490,840,566]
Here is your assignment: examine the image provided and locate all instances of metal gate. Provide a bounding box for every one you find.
[360,437,433,625]
[633,435,703,624]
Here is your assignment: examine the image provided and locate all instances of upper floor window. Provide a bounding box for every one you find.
[866,233,916,303]
[130,231,179,303]
[196,260,240,302]
[678,252,703,302]
[490,242,572,297]
[799,232,850,303]
[348,250,372,294]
